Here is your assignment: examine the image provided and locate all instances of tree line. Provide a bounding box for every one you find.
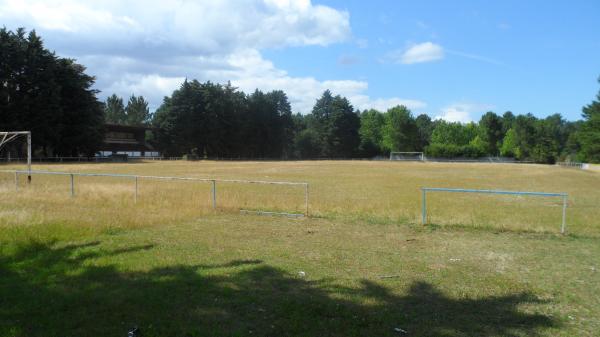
[1,28,599,163]
[147,80,597,164]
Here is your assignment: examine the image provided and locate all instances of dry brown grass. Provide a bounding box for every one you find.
[1,160,599,235]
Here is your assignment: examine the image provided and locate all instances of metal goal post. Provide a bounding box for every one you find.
[421,187,568,234]
[390,152,424,161]
[0,131,31,183]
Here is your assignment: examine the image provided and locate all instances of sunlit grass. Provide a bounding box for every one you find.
[1,161,599,336]
[1,160,598,235]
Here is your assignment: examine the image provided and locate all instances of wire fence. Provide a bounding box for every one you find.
[0,169,309,217]
[556,162,584,169]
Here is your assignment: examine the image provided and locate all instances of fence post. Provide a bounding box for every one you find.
[211,180,217,209]
[421,189,427,224]
[70,174,75,197]
[134,176,138,204]
[305,183,309,217]
[561,195,567,234]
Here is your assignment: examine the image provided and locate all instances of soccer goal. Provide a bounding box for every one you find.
[0,131,31,183]
[390,151,424,161]
[420,187,568,233]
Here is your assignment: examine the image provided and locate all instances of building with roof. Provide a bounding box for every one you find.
[97,124,159,157]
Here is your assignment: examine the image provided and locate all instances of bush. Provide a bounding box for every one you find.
[425,143,485,158]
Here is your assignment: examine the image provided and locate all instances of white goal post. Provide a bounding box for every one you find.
[0,131,31,183]
[390,151,424,161]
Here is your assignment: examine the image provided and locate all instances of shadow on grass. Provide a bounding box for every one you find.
[0,240,558,337]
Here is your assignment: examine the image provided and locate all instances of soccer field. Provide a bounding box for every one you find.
[1,161,599,336]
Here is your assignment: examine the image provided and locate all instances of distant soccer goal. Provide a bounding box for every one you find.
[390,151,424,161]
[0,131,31,182]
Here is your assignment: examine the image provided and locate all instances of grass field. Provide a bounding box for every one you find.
[1,160,599,336]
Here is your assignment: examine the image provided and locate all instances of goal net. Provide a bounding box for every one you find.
[0,131,32,182]
[390,152,424,161]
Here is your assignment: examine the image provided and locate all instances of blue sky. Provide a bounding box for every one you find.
[1,0,599,121]
[264,0,600,121]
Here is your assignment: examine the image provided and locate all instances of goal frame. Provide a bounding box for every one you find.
[0,131,31,183]
[390,151,424,161]
[420,187,568,234]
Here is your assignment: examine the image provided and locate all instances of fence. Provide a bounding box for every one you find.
[421,187,568,234]
[1,169,309,217]
[557,162,584,169]
[0,156,174,163]
[1,155,540,164]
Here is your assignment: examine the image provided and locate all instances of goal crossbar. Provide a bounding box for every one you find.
[421,187,568,233]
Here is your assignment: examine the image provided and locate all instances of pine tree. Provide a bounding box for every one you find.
[104,94,126,124]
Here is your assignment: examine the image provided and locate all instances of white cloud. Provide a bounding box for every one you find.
[105,74,185,104]
[0,0,350,53]
[0,0,425,114]
[388,42,444,64]
[435,103,494,123]
[222,50,425,113]
[81,49,424,114]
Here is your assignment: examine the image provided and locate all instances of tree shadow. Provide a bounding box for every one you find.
[0,240,558,337]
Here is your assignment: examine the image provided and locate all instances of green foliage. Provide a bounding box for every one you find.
[425,121,485,158]
[310,91,360,157]
[424,143,485,158]
[501,111,515,134]
[577,78,600,163]
[500,128,518,157]
[293,129,321,158]
[0,28,104,156]
[415,114,434,151]
[478,111,504,155]
[125,95,151,125]
[511,114,537,159]
[530,115,564,164]
[381,105,418,152]
[468,135,487,155]
[359,109,385,157]
[152,81,294,158]
[104,94,126,124]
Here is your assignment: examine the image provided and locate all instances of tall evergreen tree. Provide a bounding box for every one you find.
[0,28,103,156]
[415,114,434,151]
[310,90,360,157]
[104,94,126,124]
[329,96,360,157]
[531,114,563,164]
[478,111,504,155]
[577,78,600,162]
[125,95,150,125]
[267,90,294,158]
[512,114,538,160]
